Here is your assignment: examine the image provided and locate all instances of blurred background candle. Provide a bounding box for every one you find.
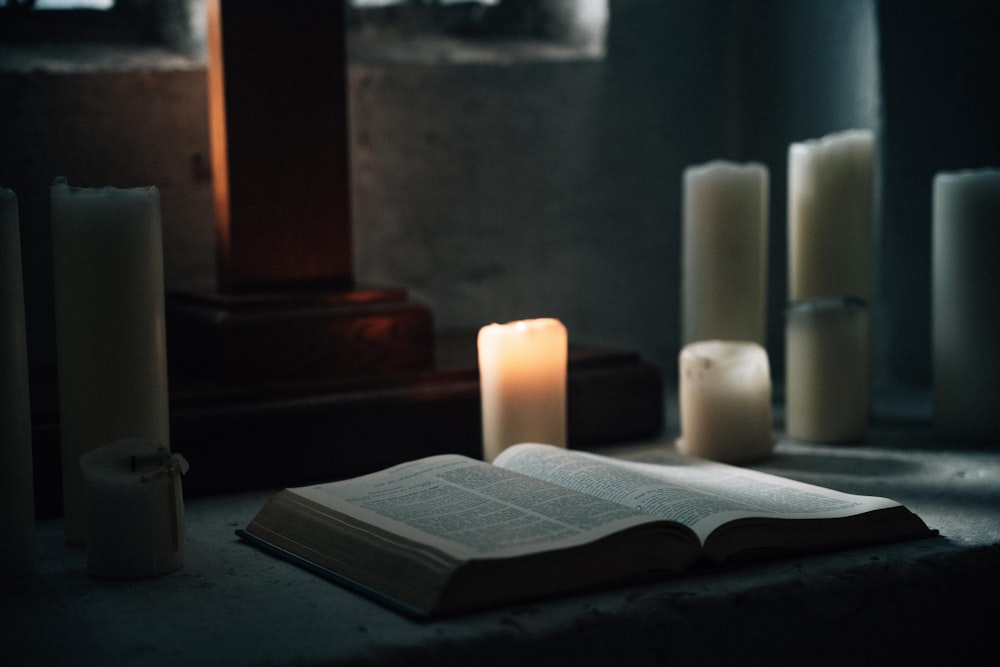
[785,297,869,442]
[478,318,567,462]
[788,129,875,302]
[51,178,171,545]
[80,439,188,579]
[933,168,1000,441]
[678,340,773,463]
[682,160,769,345]
[1,187,35,582]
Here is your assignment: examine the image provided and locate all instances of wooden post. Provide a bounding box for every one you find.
[207,0,353,290]
[168,0,433,384]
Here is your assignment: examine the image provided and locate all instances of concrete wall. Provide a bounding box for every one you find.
[0,63,214,378]
[877,0,1000,386]
[2,0,998,399]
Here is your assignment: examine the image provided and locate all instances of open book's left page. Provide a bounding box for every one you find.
[244,454,699,615]
[289,454,680,559]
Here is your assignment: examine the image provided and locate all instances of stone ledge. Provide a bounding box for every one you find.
[0,43,203,74]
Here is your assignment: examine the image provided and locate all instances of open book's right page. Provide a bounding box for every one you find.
[493,443,931,562]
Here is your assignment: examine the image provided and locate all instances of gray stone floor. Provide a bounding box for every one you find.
[3,401,998,666]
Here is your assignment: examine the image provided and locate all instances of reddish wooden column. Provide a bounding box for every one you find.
[207,0,352,290]
[168,0,432,384]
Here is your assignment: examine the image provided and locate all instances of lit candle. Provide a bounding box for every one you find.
[785,297,869,442]
[80,439,188,579]
[1,187,35,581]
[678,340,773,463]
[51,178,171,545]
[933,168,1000,441]
[682,160,769,344]
[788,129,874,302]
[477,318,567,462]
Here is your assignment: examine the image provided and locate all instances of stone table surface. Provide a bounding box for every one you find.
[3,396,999,666]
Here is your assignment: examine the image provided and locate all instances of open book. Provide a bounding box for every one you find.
[238,443,932,617]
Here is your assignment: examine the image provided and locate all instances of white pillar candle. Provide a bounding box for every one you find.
[1,188,35,582]
[80,439,188,579]
[785,297,869,442]
[51,178,171,545]
[933,168,1000,441]
[678,340,773,463]
[682,161,769,345]
[478,318,567,462]
[788,129,875,302]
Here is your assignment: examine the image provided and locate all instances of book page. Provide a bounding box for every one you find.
[292,454,674,560]
[494,444,902,543]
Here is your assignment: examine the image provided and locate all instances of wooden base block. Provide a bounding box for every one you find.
[30,333,663,515]
[166,333,663,497]
[166,286,434,383]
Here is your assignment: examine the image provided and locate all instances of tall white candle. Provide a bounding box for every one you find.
[1,187,36,581]
[785,298,869,442]
[80,438,188,579]
[51,178,171,545]
[678,340,773,463]
[478,318,567,462]
[933,168,1000,441]
[682,161,769,345]
[788,129,874,302]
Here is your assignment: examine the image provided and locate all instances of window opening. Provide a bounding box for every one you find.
[35,1,115,9]
[0,0,114,10]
